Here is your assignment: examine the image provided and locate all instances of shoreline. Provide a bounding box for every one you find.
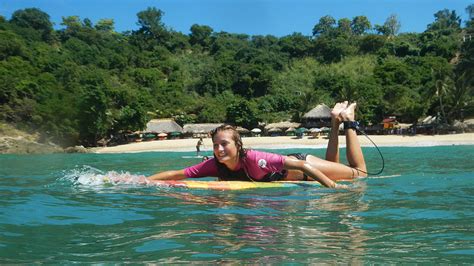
[93,133,474,153]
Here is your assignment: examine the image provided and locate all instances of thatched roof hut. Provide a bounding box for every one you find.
[183,123,223,134]
[303,104,331,119]
[145,119,183,133]
[302,104,331,128]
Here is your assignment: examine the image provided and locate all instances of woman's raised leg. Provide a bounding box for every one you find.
[304,102,367,181]
[340,102,367,176]
[284,101,367,181]
[325,101,347,163]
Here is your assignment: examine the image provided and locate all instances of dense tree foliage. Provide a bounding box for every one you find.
[0,7,472,146]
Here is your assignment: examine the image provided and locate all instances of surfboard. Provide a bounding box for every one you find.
[99,175,323,190]
[147,180,321,190]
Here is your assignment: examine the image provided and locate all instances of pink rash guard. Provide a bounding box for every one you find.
[184,150,286,181]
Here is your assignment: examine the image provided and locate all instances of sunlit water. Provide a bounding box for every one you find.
[0,145,473,263]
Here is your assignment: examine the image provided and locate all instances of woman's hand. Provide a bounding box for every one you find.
[147,169,187,181]
[283,157,336,188]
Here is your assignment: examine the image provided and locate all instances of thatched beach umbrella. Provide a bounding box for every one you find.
[285,127,296,136]
[268,127,282,133]
[236,126,250,134]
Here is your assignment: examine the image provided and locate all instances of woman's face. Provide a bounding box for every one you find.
[212,130,239,165]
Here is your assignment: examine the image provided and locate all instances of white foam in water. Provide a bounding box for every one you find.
[366,174,402,179]
[60,166,149,187]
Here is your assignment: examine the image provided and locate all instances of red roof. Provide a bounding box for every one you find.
[382,118,396,123]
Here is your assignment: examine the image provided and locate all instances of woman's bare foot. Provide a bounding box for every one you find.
[331,101,348,124]
[340,102,357,121]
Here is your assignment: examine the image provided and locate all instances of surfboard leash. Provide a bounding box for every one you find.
[354,126,385,176]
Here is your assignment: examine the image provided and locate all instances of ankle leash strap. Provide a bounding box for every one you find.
[343,121,360,130]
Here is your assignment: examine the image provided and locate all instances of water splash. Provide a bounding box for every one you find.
[58,165,149,187]
[366,174,402,179]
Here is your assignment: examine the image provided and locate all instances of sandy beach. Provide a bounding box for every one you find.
[94,133,474,153]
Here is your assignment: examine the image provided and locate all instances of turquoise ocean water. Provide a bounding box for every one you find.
[0,145,473,263]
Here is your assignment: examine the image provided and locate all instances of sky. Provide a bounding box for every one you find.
[1,0,472,37]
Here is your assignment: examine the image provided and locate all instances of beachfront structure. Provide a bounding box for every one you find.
[382,116,398,129]
[183,123,223,138]
[126,119,184,141]
[145,119,183,134]
[378,116,414,134]
[302,104,331,128]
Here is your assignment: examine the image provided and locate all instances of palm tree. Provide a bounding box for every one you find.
[434,76,452,124]
[294,89,320,122]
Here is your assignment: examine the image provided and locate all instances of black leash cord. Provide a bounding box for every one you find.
[354,128,385,176]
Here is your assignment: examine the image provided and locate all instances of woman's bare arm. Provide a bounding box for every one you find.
[147,169,187,181]
[283,157,339,188]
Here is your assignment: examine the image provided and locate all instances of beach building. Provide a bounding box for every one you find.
[302,104,332,128]
[145,119,183,140]
[183,123,223,138]
[379,116,414,135]
[382,116,398,130]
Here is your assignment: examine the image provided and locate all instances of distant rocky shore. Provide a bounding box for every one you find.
[0,136,92,154]
[0,136,60,154]
[0,123,93,154]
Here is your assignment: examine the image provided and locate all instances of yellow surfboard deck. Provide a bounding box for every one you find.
[148,180,321,190]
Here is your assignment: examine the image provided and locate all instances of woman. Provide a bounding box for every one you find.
[148,101,367,188]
